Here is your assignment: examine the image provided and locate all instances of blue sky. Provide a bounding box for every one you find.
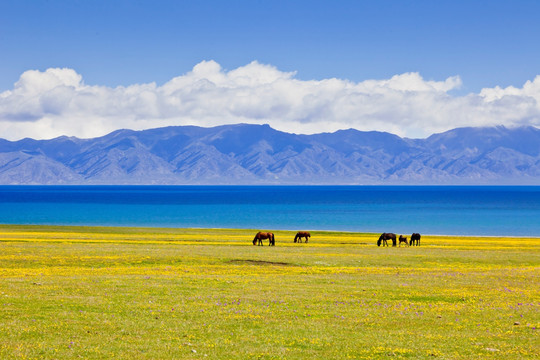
[1,0,540,140]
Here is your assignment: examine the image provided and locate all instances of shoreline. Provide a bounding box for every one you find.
[1,223,540,239]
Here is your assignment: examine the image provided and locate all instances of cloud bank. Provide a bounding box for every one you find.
[1,60,539,140]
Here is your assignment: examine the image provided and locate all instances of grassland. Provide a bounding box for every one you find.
[0,225,538,359]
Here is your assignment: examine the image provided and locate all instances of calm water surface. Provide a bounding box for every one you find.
[1,186,539,236]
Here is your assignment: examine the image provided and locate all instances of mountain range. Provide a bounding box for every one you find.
[1,124,539,184]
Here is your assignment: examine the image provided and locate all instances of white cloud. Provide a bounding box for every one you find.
[1,60,539,140]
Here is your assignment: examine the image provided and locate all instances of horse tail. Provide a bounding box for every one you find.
[271,233,275,245]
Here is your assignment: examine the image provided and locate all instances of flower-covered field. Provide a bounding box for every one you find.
[0,225,538,359]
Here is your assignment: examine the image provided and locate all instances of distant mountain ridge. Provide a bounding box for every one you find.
[1,124,540,184]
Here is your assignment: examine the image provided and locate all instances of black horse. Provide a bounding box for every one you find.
[253,232,275,246]
[398,235,408,246]
[377,233,397,247]
[410,233,421,246]
[294,231,311,243]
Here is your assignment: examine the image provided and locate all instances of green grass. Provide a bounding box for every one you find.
[0,225,539,359]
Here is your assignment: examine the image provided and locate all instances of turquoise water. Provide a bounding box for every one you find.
[1,186,539,236]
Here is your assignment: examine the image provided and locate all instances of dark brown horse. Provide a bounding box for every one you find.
[410,233,421,246]
[253,232,275,246]
[399,235,408,246]
[377,233,397,247]
[294,231,311,243]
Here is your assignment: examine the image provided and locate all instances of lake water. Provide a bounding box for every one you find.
[1,186,539,236]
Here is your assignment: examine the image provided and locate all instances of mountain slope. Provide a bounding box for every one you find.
[1,124,539,184]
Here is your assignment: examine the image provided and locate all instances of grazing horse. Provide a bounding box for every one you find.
[410,233,421,246]
[377,233,397,247]
[253,232,275,246]
[294,231,311,243]
[399,235,408,246]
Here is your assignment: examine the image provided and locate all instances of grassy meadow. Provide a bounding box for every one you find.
[0,225,538,359]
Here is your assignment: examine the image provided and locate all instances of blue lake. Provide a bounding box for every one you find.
[1,185,539,236]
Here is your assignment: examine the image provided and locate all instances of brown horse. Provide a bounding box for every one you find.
[410,233,421,246]
[399,235,408,246]
[377,233,397,247]
[294,231,311,243]
[253,232,275,246]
